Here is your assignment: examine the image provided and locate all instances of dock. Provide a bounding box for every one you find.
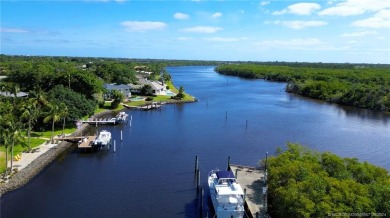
[53,136,86,143]
[122,102,164,111]
[78,136,96,149]
[80,118,118,125]
[230,164,267,218]
[79,112,129,125]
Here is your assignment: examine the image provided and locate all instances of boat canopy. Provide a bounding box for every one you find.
[216,171,235,180]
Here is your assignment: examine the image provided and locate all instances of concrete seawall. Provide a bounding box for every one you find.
[0,110,114,196]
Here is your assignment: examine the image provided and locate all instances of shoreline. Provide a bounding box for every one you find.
[0,96,197,196]
[0,110,114,196]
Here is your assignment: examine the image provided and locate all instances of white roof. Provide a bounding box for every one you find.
[216,183,244,195]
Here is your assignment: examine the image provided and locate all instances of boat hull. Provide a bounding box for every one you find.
[208,170,245,218]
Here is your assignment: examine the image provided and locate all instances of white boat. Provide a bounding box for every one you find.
[208,170,245,218]
[116,112,128,121]
[93,130,111,148]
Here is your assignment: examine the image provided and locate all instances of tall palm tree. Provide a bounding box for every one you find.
[21,100,40,151]
[60,104,69,136]
[29,87,48,109]
[43,103,62,143]
[3,120,24,175]
[1,128,11,178]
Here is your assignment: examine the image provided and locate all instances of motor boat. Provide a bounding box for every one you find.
[208,170,245,218]
[93,130,111,148]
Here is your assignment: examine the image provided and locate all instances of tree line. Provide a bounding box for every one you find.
[264,143,390,217]
[0,55,173,176]
[215,64,390,112]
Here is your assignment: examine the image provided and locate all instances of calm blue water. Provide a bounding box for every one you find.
[2,66,390,218]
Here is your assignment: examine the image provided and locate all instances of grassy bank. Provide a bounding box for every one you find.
[0,128,76,173]
[124,80,195,107]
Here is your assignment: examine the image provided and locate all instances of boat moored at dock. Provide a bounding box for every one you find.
[93,130,111,150]
[208,170,245,218]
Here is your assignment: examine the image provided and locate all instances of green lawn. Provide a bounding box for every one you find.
[0,137,46,173]
[0,127,76,174]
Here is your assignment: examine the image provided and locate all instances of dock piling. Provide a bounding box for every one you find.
[197,169,200,193]
[121,131,123,141]
[195,155,199,173]
[243,188,247,203]
[235,168,238,179]
[227,156,231,171]
[114,140,116,153]
[199,188,204,218]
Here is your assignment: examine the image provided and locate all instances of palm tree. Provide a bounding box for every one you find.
[3,120,24,175]
[60,104,69,136]
[43,103,62,143]
[21,99,40,151]
[29,87,48,109]
[1,128,11,178]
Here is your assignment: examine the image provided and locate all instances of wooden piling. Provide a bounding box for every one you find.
[243,188,247,202]
[227,156,231,171]
[195,155,199,173]
[200,188,204,218]
[114,140,116,153]
[197,169,200,193]
[235,168,238,179]
[121,130,123,141]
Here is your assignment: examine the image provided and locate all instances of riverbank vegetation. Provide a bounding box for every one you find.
[265,143,390,217]
[215,64,390,112]
[0,55,194,176]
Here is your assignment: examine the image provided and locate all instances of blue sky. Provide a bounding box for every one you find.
[1,0,389,63]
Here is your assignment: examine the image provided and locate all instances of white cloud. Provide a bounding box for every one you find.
[319,0,390,16]
[180,26,223,33]
[203,37,242,42]
[174,12,190,20]
[341,30,377,37]
[0,28,29,33]
[273,3,321,15]
[212,12,222,18]
[352,9,390,28]
[176,37,192,41]
[266,20,328,29]
[255,38,347,51]
[120,21,167,32]
[260,1,270,6]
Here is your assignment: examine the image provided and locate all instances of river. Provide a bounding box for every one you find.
[1,66,389,217]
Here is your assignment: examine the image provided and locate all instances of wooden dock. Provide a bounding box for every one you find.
[122,102,164,111]
[230,164,267,218]
[78,136,96,149]
[80,118,117,125]
[53,136,86,143]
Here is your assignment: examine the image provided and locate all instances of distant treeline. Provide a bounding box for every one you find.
[215,64,390,112]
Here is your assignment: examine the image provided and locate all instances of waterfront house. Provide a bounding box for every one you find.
[149,81,166,95]
[104,84,132,99]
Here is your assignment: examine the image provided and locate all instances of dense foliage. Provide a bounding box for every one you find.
[266,143,390,217]
[215,64,390,111]
[47,85,97,121]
